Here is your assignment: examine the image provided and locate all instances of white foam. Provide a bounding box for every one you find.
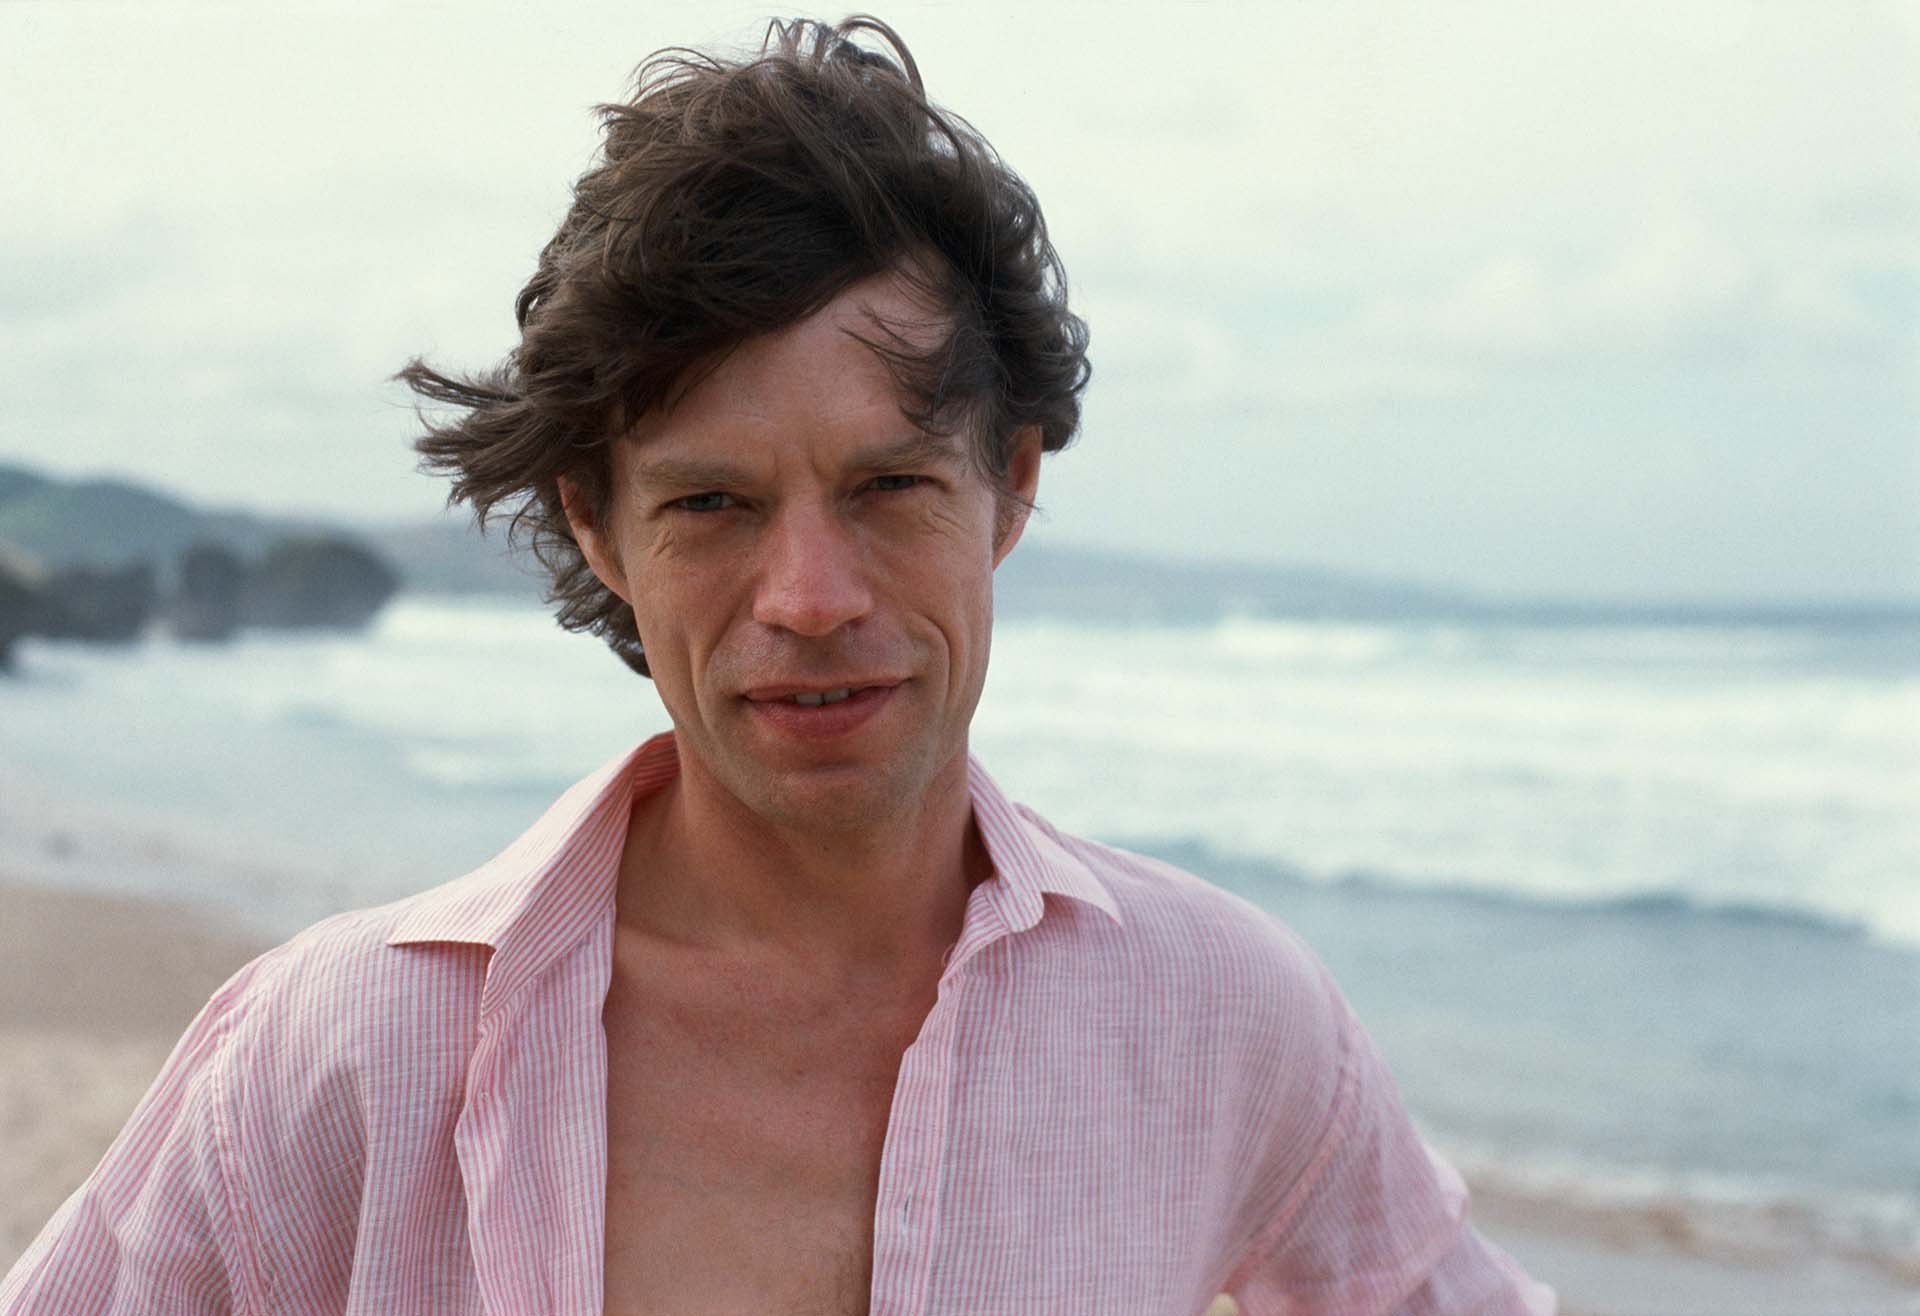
[7,602,1917,950]
[976,616,1920,948]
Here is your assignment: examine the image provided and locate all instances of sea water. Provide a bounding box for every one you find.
[3,597,1916,1266]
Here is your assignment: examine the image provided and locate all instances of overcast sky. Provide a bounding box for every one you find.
[3,0,1915,603]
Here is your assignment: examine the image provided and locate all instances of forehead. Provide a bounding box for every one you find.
[620,271,956,467]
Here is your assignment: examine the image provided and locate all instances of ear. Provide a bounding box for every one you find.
[991,427,1043,569]
[558,475,632,606]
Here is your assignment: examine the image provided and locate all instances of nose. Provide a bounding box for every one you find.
[750,501,875,638]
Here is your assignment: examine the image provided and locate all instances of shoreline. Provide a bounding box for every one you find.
[4,879,1915,1310]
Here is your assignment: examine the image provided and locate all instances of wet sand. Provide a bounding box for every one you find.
[2,879,1914,1312]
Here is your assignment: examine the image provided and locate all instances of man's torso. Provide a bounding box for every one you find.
[4,745,1542,1314]
[601,931,940,1315]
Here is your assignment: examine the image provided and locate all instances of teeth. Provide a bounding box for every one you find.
[789,687,855,707]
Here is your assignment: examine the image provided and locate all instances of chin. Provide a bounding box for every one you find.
[771,765,917,831]
[725,747,939,837]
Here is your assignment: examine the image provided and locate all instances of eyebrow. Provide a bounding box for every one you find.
[629,431,968,493]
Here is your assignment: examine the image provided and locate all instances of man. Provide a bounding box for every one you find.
[4,16,1553,1315]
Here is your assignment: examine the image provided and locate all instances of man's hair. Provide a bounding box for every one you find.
[398,14,1090,677]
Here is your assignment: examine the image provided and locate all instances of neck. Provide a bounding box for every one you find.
[612,746,986,989]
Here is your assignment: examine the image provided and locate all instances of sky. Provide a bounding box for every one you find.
[2,0,1916,604]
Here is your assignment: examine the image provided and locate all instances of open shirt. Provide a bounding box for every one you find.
[3,733,1554,1315]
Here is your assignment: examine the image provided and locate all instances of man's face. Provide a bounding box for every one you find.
[567,270,1039,834]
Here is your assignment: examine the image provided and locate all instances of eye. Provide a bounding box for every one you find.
[865,474,925,493]
[669,492,737,513]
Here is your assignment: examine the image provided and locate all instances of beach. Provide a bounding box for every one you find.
[3,603,1917,1311]
[5,876,1914,1314]
[0,881,270,1265]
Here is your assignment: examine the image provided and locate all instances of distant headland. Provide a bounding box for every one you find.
[4,460,1913,672]
[0,464,399,668]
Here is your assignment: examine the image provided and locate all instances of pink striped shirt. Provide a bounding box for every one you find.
[4,734,1553,1314]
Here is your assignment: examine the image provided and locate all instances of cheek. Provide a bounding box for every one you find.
[890,556,996,679]
[916,490,995,547]
[901,494,997,587]
[877,489,1000,587]
[628,542,759,690]
[623,527,716,633]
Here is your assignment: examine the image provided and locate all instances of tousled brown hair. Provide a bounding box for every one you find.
[398,15,1089,676]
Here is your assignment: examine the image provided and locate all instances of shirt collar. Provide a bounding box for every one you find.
[386,732,1122,977]
[964,754,1123,932]
[383,735,670,1009]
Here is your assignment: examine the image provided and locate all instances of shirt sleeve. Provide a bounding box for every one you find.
[1222,978,1557,1316]
[0,960,269,1315]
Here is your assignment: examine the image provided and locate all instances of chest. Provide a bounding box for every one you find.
[600,953,934,1316]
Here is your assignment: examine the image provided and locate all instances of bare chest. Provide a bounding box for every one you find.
[601,953,933,1316]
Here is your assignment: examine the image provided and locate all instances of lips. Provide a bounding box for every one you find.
[739,680,903,739]
[741,680,902,704]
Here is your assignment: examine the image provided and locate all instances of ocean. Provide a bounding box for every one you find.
[3,596,1916,1271]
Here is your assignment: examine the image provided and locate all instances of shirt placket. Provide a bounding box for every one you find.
[867,957,972,1316]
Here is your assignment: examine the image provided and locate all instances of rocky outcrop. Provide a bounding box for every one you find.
[0,466,413,675]
[0,532,404,674]
[241,536,399,630]
[0,561,40,671]
[168,541,248,642]
[0,559,155,665]
[37,563,156,644]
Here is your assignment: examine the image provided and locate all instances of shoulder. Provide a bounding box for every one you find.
[1020,802,1333,989]
[224,895,487,1045]
[1018,809,1377,1206]
[1017,803,1347,1069]
[167,890,489,1225]
[203,892,489,1131]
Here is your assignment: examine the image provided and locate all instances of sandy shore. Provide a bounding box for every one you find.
[2,879,1915,1312]
[0,881,270,1265]
[1473,1188,1920,1316]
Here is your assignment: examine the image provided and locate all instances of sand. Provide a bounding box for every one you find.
[1473,1190,1920,1316]
[2,879,1915,1313]
[0,882,270,1263]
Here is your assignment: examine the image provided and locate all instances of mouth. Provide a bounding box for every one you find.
[741,680,902,706]
[738,680,904,739]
